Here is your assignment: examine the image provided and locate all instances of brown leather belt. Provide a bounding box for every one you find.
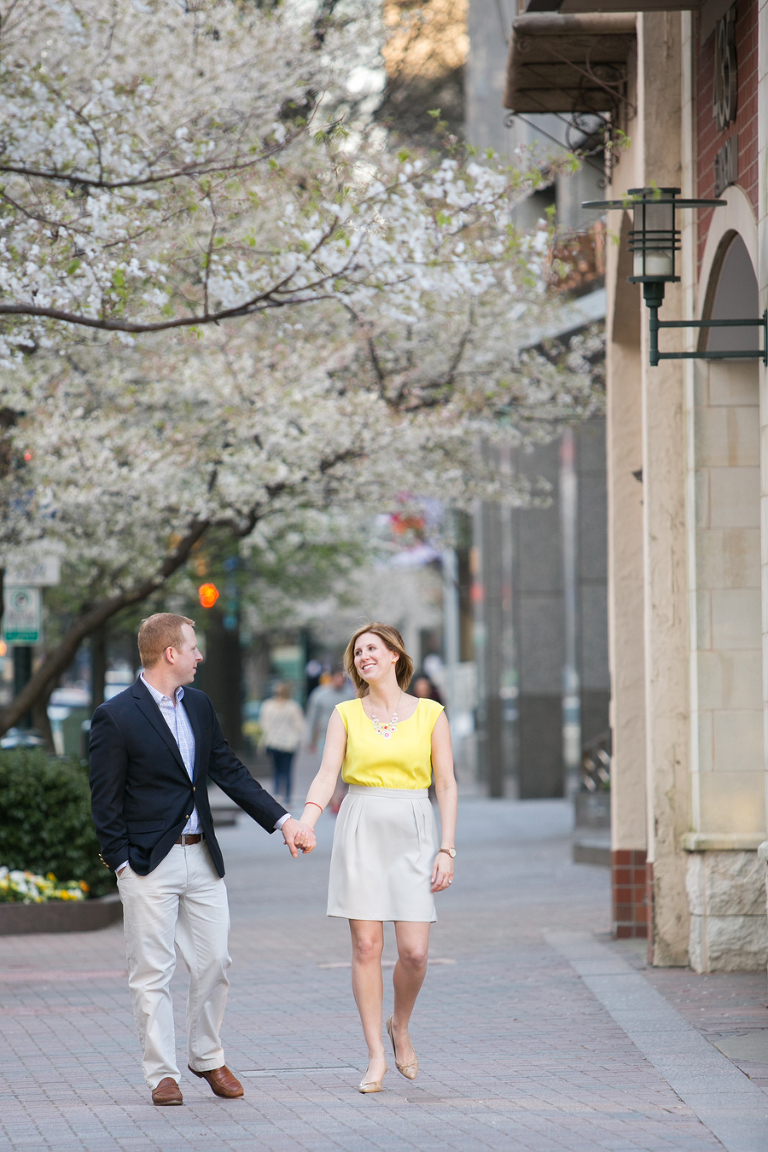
[176,833,204,845]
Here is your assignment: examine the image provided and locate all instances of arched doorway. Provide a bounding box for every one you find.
[687,229,765,971]
[702,233,760,354]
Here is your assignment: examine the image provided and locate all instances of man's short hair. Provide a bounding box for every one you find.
[138,613,196,669]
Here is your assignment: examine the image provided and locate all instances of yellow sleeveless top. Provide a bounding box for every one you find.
[336,698,444,790]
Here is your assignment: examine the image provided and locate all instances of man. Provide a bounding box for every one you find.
[89,613,315,1107]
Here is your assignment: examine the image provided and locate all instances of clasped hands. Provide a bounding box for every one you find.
[281,817,316,857]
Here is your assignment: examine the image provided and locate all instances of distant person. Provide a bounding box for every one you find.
[305,667,354,753]
[305,667,354,813]
[259,683,305,802]
[411,674,445,803]
[88,614,315,1108]
[299,623,457,1094]
[410,673,443,706]
[305,658,323,698]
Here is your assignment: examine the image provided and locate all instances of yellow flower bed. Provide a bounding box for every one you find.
[0,866,89,904]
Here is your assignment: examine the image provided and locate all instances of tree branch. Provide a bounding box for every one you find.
[0,518,210,735]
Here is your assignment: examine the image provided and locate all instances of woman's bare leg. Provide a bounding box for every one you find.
[349,920,387,1082]
[391,922,430,1064]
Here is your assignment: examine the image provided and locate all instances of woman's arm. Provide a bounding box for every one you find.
[430,711,457,892]
[299,709,348,828]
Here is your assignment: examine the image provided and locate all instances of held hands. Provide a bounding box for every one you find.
[431,851,454,893]
[281,818,316,857]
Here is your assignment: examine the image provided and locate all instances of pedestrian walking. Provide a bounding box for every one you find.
[305,666,354,752]
[88,613,315,1108]
[259,682,305,802]
[305,665,354,813]
[298,622,457,1094]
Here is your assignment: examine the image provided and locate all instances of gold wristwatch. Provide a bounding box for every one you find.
[438,847,456,859]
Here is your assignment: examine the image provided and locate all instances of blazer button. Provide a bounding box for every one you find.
[193,786,196,791]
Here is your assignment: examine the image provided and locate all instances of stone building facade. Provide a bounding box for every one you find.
[505,0,768,969]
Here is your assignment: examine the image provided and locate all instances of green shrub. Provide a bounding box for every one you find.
[0,749,115,898]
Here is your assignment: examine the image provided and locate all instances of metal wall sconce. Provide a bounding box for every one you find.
[582,187,768,367]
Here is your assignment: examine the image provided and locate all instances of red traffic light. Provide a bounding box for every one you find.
[198,582,220,609]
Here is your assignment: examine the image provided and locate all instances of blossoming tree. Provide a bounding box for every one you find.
[0,0,602,733]
[0,0,542,360]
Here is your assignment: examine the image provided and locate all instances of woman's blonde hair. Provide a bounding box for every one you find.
[343,623,414,697]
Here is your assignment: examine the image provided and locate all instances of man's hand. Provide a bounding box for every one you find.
[281,818,316,857]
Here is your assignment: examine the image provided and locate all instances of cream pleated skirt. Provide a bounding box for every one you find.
[327,785,438,922]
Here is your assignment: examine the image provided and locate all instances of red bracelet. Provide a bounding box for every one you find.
[305,800,324,813]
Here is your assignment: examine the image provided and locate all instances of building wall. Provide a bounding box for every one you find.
[578,420,611,749]
[691,357,762,833]
[695,0,759,269]
[512,438,564,799]
[601,13,692,964]
[680,0,768,971]
[600,1,768,969]
[510,423,610,801]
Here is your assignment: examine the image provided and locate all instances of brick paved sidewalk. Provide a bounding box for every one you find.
[0,798,766,1151]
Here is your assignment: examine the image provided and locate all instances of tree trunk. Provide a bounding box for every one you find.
[91,625,108,711]
[31,679,57,754]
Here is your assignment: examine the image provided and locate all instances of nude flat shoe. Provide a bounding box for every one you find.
[387,1015,418,1080]
[358,1062,387,1093]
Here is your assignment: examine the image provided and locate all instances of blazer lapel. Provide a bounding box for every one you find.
[131,679,187,774]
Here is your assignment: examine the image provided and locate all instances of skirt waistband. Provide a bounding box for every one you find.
[347,784,429,799]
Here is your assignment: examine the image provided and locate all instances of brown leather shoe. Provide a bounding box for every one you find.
[152,1077,183,1106]
[188,1064,244,1098]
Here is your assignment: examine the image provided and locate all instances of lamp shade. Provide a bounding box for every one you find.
[628,188,678,281]
[581,188,725,297]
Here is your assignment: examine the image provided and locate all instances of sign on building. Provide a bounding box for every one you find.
[3,554,60,587]
[2,586,42,645]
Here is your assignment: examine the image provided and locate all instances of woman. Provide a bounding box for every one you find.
[298,623,457,1093]
[259,682,305,802]
[411,672,443,706]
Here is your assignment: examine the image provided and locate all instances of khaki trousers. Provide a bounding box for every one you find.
[117,841,231,1089]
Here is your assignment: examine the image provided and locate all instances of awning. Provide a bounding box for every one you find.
[526,0,693,10]
[523,0,726,43]
[504,13,636,114]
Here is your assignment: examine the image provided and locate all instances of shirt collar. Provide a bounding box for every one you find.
[140,672,184,706]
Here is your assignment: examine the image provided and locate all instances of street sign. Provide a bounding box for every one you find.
[2,585,42,644]
[3,554,60,586]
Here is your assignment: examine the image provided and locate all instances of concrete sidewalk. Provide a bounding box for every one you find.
[1,798,767,1150]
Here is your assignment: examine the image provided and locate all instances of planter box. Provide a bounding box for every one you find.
[0,892,122,936]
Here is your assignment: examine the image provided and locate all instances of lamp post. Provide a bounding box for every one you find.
[583,187,768,367]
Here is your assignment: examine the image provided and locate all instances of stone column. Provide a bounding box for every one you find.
[606,206,648,937]
[636,13,692,966]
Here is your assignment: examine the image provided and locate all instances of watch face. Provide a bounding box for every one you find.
[450,849,456,858]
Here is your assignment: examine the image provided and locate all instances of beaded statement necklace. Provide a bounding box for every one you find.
[367,690,403,740]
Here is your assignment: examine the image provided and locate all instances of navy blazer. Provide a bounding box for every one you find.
[88,678,287,877]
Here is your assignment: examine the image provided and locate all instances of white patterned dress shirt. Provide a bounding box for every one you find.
[141,674,199,834]
[116,675,290,873]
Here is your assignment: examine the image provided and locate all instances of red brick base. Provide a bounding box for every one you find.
[612,849,648,938]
